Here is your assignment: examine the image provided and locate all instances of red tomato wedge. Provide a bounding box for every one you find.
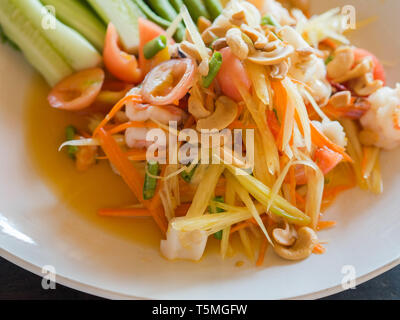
[142,59,196,105]
[353,47,386,84]
[138,17,173,76]
[314,146,344,175]
[48,68,105,111]
[103,23,142,83]
[217,47,251,102]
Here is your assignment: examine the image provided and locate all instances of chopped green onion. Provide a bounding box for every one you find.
[208,196,225,240]
[65,125,78,159]
[202,51,222,88]
[143,35,168,59]
[143,161,160,200]
[261,14,280,27]
[325,55,334,65]
[180,164,198,183]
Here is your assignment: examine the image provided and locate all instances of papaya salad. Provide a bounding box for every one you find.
[2,0,399,265]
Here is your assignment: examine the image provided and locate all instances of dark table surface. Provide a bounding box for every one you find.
[0,257,399,300]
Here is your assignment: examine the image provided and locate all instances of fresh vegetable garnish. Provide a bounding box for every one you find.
[180,164,198,183]
[202,51,223,88]
[208,196,225,240]
[143,35,168,59]
[261,14,280,27]
[183,0,211,23]
[217,47,251,102]
[143,161,160,200]
[48,68,105,111]
[142,58,196,105]
[103,23,141,83]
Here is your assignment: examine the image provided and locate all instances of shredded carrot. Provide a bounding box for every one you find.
[97,128,168,234]
[317,220,337,231]
[312,243,326,254]
[271,80,290,151]
[310,121,353,162]
[230,216,268,234]
[295,191,306,204]
[256,238,269,267]
[93,95,141,137]
[108,121,158,135]
[98,207,151,217]
[175,203,191,217]
[320,38,338,50]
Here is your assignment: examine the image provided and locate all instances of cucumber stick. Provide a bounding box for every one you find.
[131,0,185,42]
[40,0,106,51]
[169,0,184,13]
[12,0,101,71]
[147,0,178,22]
[87,0,142,54]
[0,0,73,85]
[183,0,211,23]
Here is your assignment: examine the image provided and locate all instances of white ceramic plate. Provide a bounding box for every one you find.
[0,0,399,300]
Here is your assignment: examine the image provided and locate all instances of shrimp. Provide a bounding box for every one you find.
[278,26,332,105]
[360,84,400,150]
[125,101,187,149]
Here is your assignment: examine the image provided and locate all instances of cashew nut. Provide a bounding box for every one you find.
[212,38,228,51]
[226,28,249,60]
[247,45,294,65]
[350,72,383,96]
[272,221,297,246]
[332,57,373,83]
[327,46,355,79]
[273,227,318,261]
[196,96,238,131]
[329,91,352,108]
[188,84,212,119]
[270,60,290,79]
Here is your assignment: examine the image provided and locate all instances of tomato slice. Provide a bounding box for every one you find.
[217,47,251,102]
[142,59,196,105]
[103,23,142,83]
[138,17,173,77]
[353,47,386,84]
[314,146,343,175]
[48,68,105,111]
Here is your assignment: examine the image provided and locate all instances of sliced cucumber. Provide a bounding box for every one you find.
[87,0,142,54]
[131,0,185,42]
[12,0,101,71]
[0,0,73,86]
[147,0,179,22]
[41,0,106,51]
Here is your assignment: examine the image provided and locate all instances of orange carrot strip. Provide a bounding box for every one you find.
[93,94,141,137]
[108,121,158,135]
[256,238,269,267]
[320,38,338,50]
[97,128,167,234]
[312,243,326,254]
[271,80,288,150]
[228,121,258,129]
[295,191,306,204]
[310,121,353,162]
[317,220,337,231]
[98,207,151,217]
[175,203,191,217]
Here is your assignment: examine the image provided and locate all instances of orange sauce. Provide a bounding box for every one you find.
[24,75,161,248]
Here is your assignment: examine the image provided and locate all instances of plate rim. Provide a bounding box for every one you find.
[1,247,399,300]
